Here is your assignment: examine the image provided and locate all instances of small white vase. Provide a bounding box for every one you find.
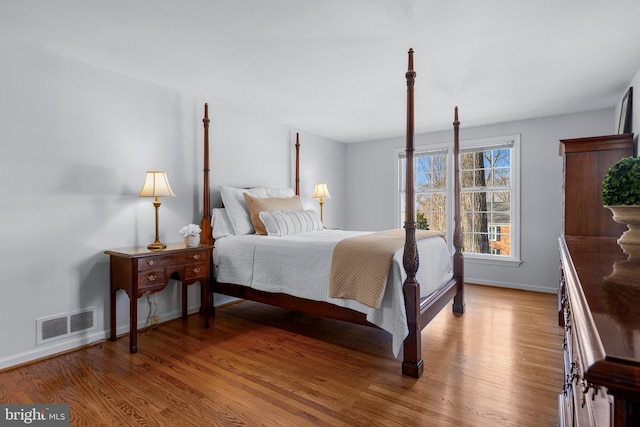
[606,205,640,245]
[184,234,200,248]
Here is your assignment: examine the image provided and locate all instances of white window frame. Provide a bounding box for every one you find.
[396,134,521,267]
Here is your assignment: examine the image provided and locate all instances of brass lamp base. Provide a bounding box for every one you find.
[147,240,166,251]
[147,198,166,251]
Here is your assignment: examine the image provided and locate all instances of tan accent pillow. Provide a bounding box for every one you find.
[243,193,304,235]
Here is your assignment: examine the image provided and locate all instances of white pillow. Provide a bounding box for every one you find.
[211,208,234,239]
[259,210,323,236]
[219,186,267,234]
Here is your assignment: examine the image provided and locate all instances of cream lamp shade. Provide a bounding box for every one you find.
[312,183,331,223]
[139,171,176,198]
[312,183,331,200]
[139,171,175,250]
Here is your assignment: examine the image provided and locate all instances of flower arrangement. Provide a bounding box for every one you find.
[179,223,201,237]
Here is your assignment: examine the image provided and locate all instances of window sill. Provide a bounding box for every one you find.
[462,254,522,267]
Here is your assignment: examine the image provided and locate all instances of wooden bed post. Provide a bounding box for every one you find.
[452,107,465,314]
[200,103,214,245]
[401,48,424,378]
[295,132,300,196]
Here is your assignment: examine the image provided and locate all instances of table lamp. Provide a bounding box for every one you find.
[312,183,331,223]
[139,171,175,250]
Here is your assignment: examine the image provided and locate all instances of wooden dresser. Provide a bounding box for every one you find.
[559,236,640,426]
[559,133,633,238]
[558,133,638,426]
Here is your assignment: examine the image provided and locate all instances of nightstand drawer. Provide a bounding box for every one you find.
[137,250,209,271]
[138,255,181,271]
[183,251,209,263]
[138,270,165,288]
[185,263,208,279]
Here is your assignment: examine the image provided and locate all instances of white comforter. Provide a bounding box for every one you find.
[213,229,453,357]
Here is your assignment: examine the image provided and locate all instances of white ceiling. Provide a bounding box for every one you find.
[3,0,640,143]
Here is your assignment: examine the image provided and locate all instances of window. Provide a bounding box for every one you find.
[488,226,500,242]
[398,135,520,265]
[399,148,448,232]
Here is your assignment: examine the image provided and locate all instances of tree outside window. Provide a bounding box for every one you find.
[460,148,511,255]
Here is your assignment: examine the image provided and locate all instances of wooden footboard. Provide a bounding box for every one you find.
[201,49,464,378]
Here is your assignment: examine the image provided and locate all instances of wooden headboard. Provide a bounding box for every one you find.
[198,106,302,246]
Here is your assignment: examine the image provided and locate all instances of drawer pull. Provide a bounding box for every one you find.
[569,361,579,383]
[192,267,200,274]
[192,254,201,260]
[147,274,157,282]
[580,380,597,408]
[147,260,156,266]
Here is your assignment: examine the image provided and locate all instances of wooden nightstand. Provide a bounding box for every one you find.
[105,243,214,353]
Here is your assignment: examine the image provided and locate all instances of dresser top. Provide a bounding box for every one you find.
[562,235,640,365]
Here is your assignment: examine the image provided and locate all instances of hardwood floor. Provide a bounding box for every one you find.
[0,284,563,426]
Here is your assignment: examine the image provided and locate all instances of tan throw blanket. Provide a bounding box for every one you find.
[329,229,445,309]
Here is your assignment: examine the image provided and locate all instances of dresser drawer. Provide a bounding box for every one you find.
[559,391,574,427]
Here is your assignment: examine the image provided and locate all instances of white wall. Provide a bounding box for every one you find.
[0,40,343,369]
[345,109,614,293]
[296,131,347,230]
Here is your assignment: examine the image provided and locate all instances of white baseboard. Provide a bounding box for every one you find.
[0,330,106,371]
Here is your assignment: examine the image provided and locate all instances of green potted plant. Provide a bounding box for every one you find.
[602,156,640,245]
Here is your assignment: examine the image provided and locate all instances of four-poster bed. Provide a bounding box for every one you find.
[199,49,465,378]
